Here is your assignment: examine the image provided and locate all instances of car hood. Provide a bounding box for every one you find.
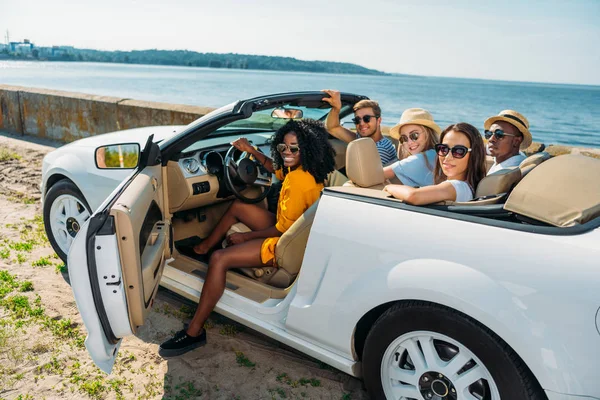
[63,125,185,149]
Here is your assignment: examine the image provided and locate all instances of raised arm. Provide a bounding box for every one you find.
[321,89,357,144]
[383,182,457,205]
[231,137,275,173]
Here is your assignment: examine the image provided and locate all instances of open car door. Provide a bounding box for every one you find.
[68,161,168,374]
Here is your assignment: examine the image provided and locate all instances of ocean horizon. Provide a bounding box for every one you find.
[1,60,599,148]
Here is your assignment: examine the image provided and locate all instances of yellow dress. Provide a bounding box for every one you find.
[260,167,323,265]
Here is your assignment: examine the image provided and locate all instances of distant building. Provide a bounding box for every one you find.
[51,45,74,57]
[9,40,34,54]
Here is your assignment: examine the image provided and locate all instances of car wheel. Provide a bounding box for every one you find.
[43,180,92,263]
[362,301,545,400]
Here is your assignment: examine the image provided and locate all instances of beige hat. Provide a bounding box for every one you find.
[389,108,441,139]
[484,110,532,149]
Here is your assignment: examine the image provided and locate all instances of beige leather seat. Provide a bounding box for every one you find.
[505,154,600,226]
[226,201,319,288]
[343,138,387,190]
[475,166,522,199]
[519,152,551,177]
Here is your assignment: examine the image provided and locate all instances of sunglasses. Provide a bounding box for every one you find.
[484,129,519,140]
[351,115,378,125]
[276,143,300,154]
[435,144,472,159]
[399,132,420,144]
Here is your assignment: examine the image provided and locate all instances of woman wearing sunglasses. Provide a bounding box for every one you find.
[159,119,336,356]
[383,123,486,204]
[383,108,440,187]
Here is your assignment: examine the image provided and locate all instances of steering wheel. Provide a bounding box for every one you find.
[224,145,272,203]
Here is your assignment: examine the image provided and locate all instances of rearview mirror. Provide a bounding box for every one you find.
[271,108,303,119]
[95,143,140,169]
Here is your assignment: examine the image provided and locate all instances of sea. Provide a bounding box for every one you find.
[1,61,599,148]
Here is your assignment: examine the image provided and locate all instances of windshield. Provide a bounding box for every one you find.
[213,105,332,135]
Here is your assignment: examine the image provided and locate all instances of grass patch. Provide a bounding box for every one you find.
[166,380,203,399]
[7,192,38,204]
[0,147,22,162]
[19,280,34,292]
[16,253,27,263]
[220,323,243,336]
[0,270,83,348]
[42,317,85,348]
[32,256,52,267]
[37,355,64,375]
[268,387,287,399]
[235,351,256,368]
[0,248,9,259]
[7,240,34,252]
[299,378,321,387]
[55,263,67,274]
[80,378,106,398]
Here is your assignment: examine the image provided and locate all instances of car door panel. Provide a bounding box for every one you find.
[69,221,127,373]
[69,163,167,374]
[111,164,167,329]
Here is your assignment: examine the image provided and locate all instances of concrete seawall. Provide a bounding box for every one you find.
[0,84,598,158]
[0,85,215,142]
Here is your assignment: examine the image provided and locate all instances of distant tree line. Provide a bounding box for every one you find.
[3,47,386,75]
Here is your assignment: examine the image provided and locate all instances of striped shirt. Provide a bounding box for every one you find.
[376,137,399,165]
[355,134,398,165]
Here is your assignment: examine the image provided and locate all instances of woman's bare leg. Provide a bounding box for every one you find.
[193,199,275,254]
[186,239,266,336]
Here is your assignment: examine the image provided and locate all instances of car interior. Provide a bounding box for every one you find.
[144,104,600,306]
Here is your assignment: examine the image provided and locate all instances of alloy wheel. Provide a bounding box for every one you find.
[49,193,91,257]
[381,330,500,400]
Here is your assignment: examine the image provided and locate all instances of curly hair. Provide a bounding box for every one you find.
[270,119,336,184]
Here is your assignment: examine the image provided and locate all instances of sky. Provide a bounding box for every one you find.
[1,0,599,85]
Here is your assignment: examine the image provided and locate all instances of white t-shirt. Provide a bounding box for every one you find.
[488,153,526,175]
[390,149,436,187]
[447,180,474,202]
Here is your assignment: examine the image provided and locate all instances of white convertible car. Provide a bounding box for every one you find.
[41,92,600,400]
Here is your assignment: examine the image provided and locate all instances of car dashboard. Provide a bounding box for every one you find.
[167,132,274,214]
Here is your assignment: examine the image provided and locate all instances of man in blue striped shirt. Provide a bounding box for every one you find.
[322,89,398,165]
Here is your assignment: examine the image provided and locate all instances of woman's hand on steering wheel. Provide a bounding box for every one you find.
[231,137,255,154]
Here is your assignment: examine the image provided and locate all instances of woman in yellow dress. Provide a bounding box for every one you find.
[160,119,336,357]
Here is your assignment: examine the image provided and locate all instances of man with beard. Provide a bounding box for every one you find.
[322,89,398,165]
[484,110,532,175]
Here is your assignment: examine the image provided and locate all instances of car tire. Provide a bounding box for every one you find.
[362,301,545,400]
[43,179,92,264]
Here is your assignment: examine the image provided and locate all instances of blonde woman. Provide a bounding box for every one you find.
[383,108,440,187]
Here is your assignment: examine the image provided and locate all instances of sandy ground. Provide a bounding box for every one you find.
[0,132,368,400]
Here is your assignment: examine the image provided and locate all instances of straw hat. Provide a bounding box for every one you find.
[484,110,532,149]
[389,108,441,139]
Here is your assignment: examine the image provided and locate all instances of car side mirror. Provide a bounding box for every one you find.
[95,143,140,169]
[271,108,303,119]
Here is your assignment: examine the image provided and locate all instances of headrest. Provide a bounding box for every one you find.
[520,152,551,169]
[475,166,521,198]
[505,155,600,227]
[346,138,385,188]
